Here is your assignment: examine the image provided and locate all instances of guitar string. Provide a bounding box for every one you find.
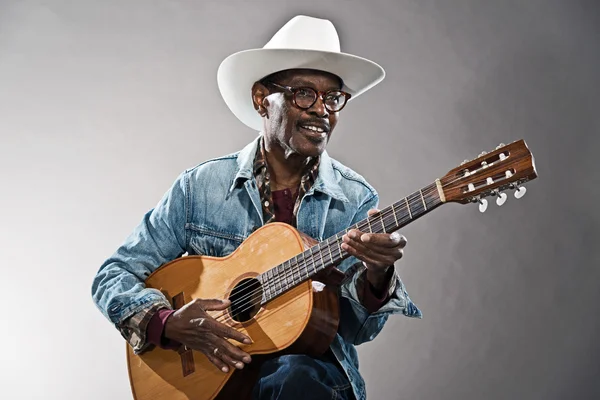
[208,165,502,323]
[205,155,525,323]
[208,181,480,323]
[209,191,435,324]
[208,160,520,324]
[208,184,440,323]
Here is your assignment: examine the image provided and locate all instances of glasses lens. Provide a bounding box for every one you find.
[324,91,347,112]
[294,88,317,108]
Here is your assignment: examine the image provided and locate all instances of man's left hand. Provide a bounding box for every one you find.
[341,209,407,287]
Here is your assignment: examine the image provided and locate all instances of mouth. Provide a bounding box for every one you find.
[298,122,330,140]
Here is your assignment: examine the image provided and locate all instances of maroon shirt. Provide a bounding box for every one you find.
[147,189,390,348]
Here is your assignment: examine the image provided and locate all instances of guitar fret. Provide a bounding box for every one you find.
[318,244,326,271]
[405,197,412,219]
[278,263,285,292]
[277,261,287,292]
[309,247,317,275]
[287,259,294,287]
[291,256,298,285]
[419,189,427,210]
[302,251,309,280]
[367,217,373,233]
[261,273,269,300]
[391,203,399,227]
[267,277,274,300]
[263,270,269,300]
[297,255,303,284]
[336,235,343,256]
[298,254,305,282]
[379,213,386,233]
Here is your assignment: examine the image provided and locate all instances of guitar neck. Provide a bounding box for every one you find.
[259,180,445,302]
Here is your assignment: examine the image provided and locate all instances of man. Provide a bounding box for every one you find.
[92,15,421,400]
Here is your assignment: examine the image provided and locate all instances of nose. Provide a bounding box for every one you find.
[308,95,329,118]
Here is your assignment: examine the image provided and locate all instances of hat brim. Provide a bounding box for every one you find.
[217,48,385,131]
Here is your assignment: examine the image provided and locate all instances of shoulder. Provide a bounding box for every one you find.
[182,151,241,180]
[328,156,378,204]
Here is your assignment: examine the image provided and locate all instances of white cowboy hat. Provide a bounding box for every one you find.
[217,15,386,131]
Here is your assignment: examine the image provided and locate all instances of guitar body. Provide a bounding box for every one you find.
[126,223,340,400]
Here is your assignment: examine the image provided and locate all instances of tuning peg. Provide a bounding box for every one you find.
[479,198,488,213]
[461,159,470,166]
[478,151,487,157]
[496,143,506,149]
[496,191,507,206]
[472,197,488,213]
[514,186,527,199]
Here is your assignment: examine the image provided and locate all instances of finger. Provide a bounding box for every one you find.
[212,337,252,364]
[215,349,246,370]
[361,232,407,248]
[345,229,406,249]
[218,337,252,364]
[205,352,230,373]
[199,298,231,311]
[208,320,253,345]
[343,234,403,256]
[367,208,380,217]
[341,241,400,267]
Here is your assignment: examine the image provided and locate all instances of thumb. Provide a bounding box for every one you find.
[198,298,231,311]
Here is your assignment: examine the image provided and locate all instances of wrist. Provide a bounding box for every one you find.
[365,264,391,287]
[161,309,178,341]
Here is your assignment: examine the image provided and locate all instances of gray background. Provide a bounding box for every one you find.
[1,0,598,399]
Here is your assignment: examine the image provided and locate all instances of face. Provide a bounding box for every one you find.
[252,69,343,159]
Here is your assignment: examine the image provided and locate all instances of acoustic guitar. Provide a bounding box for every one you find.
[126,140,537,399]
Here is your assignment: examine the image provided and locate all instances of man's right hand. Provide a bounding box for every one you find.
[163,298,253,373]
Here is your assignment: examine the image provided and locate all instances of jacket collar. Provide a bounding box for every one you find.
[229,135,349,203]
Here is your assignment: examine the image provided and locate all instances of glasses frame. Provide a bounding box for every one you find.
[265,81,351,112]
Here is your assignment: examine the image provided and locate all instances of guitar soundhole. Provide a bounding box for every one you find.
[228,278,263,322]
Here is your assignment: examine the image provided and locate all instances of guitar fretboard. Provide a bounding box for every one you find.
[258,181,443,303]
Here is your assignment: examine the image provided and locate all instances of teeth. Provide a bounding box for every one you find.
[302,125,324,133]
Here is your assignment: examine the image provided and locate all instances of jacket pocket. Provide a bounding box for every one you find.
[188,226,245,257]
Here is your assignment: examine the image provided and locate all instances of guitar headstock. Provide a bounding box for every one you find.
[440,140,537,211]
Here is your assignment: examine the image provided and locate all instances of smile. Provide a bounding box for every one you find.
[300,125,326,133]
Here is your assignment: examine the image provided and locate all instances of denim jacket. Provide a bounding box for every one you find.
[92,136,422,400]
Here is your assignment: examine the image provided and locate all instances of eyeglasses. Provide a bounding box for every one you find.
[266,81,351,112]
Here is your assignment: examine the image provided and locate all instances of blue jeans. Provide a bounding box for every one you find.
[252,354,355,400]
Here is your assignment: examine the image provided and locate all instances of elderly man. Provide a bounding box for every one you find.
[92,15,421,400]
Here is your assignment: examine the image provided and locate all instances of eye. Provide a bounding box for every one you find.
[325,92,343,103]
[296,88,314,98]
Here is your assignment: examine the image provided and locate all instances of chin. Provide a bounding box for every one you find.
[297,143,326,158]
[291,135,328,157]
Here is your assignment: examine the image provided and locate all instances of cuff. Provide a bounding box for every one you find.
[147,308,181,350]
[362,266,395,313]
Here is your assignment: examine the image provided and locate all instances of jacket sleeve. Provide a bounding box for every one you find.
[91,172,189,351]
[336,193,422,346]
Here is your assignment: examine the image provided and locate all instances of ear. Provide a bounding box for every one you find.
[251,82,269,117]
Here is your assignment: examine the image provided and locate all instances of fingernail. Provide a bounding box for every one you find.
[390,232,400,241]
[236,362,244,369]
[243,338,252,344]
[222,366,229,373]
[243,356,252,363]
